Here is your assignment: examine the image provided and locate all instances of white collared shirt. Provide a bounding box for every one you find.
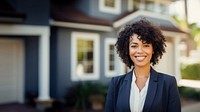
[130,71,150,112]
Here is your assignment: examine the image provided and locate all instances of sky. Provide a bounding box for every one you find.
[169,0,200,26]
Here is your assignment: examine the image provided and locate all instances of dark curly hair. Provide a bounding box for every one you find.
[115,18,166,68]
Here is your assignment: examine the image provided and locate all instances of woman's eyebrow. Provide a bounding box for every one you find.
[142,41,150,44]
[129,42,138,45]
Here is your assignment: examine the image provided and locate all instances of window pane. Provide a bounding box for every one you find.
[132,0,140,11]
[85,60,93,73]
[76,39,94,74]
[87,51,93,60]
[109,65,114,70]
[87,40,93,48]
[105,0,115,7]
[109,44,115,71]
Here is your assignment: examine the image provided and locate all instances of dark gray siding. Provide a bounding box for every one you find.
[56,28,72,98]
[50,27,58,98]
[75,0,90,15]
[24,36,39,99]
[8,0,49,25]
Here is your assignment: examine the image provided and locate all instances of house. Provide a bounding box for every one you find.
[0,0,188,105]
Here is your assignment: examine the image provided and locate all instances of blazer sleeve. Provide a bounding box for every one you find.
[105,78,115,112]
[167,77,181,112]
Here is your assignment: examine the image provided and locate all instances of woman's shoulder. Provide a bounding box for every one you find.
[111,71,132,83]
[156,72,177,83]
[157,72,175,78]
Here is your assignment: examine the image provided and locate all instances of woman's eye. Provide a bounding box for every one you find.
[144,44,150,47]
[131,45,137,48]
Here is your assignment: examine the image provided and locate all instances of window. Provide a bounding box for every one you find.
[71,32,99,81]
[99,0,121,14]
[105,38,126,77]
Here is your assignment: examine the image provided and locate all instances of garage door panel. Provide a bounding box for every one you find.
[0,77,17,86]
[0,39,23,104]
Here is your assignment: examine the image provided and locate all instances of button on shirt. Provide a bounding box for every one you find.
[130,71,150,112]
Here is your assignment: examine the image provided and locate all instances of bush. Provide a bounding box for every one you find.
[64,82,108,111]
[181,63,200,80]
[178,86,200,100]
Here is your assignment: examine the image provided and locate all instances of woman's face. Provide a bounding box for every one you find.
[129,34,153,68]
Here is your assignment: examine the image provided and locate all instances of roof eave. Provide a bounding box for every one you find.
[50,20,114,32]
[113,10,179,28]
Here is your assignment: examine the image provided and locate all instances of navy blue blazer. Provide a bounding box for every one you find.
[105,68,181,112]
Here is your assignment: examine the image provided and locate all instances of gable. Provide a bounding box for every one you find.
[113,10,185,33]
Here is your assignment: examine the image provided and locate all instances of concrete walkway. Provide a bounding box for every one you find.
[182,102,200,112]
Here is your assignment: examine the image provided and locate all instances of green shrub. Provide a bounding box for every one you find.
[181,63,200,80]
[178,86,200,100]
[64,82,108,111]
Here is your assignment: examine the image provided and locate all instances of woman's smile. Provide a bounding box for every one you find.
[135,56,147,61]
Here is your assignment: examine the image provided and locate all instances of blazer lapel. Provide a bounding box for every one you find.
[143,68,158,112]
[118,70,132,112]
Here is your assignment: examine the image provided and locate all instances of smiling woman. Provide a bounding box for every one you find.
[105,19,181,112]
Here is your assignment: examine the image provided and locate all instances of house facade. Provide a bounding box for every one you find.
[0,0,188,104]
[0,0,50,104]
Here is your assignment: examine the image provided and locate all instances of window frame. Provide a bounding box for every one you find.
[99,0,121,14]
[71,32,100,81]
[104,38,118,77]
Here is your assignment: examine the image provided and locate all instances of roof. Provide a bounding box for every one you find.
[51,5,185,33]
[51,5,112,26]
[0,0,26,23]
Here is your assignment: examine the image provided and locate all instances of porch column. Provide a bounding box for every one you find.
[174,37,181,81]
[38,30,50,100]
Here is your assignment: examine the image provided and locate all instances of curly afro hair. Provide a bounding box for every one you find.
[115,18,166,68]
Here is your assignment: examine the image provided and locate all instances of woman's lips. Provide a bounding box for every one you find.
[135,56,146,61]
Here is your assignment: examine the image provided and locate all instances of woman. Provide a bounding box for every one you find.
[105,19,181,112]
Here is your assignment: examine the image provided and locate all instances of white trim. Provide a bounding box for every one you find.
[99,0,121,14]
[50,20,113,32]
[128,0,133,11]
[113,10,179,28]
[174,37,181,81]
[71,32,100,81]
[104,38,117,77]
[0,24,49,36]
[178,79,200,89]
[0,24,51,101]
[162,30,188,39]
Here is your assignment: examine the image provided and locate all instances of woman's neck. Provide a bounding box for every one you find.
[134,65,151,78]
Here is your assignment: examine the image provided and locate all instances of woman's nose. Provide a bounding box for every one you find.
[137,46,143,53]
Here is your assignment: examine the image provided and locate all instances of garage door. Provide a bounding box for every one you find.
[0,39,24,104]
